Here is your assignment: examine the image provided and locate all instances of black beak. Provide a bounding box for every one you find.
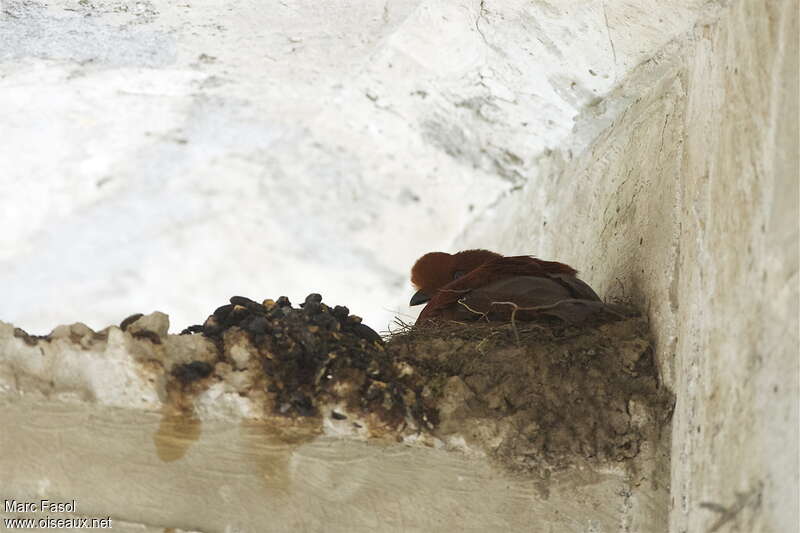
[409,290,431,306]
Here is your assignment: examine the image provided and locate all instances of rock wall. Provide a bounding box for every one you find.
[0,0,721,335]
[458,0,800,531]
[0,0,796,531]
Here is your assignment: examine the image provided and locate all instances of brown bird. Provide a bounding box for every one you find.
[409,249,615,324]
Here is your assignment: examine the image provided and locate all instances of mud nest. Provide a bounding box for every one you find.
[387,317,674,472]
[176,294,673,473]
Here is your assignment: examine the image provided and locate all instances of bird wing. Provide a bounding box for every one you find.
[418,257,600,323]
[438,276,627,324]
[451,276,574,320]
[550,273,602,302]
[430,257,584,307]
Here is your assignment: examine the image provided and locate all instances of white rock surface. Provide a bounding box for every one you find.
[1,0,715,334]
[457,0,800,531]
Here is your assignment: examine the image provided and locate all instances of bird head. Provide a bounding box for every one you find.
[409,249,502,306]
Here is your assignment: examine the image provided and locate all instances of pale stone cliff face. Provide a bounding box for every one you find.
[1,0,797,532]
[2,0,716,334]
[457,0,799,531]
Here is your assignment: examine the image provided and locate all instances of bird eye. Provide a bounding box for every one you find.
[453,270,466,280]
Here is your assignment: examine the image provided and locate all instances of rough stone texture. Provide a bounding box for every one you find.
[458,0,800,531]
[0,303,671,532]
[0,0,719,334]
[1,0,796,531]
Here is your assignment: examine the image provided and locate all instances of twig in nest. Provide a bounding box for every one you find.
[504,298,629,320]
[475,337,488,355]
[487,301,522,346]
[456,298,491,322]
[384,317,415,339]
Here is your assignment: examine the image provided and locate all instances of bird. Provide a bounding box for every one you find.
[409,249,618,324]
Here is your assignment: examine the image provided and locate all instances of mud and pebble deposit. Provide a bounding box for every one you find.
[161,293,673,473]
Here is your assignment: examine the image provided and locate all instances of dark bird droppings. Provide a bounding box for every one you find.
[179,293,390,419]
[230,296,266,314]
[180,324,204,335]
[301,293,323,314]
[132,329,162,344]
[172,361,214,384]
[120,313,144,331]
[242,315,269,336]
[351,322,383,344]
[303,293,323,306]
[213,304,235,321]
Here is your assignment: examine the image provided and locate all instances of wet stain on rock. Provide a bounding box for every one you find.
[153,359,217,462]
[237,420,316,491]
[120,313,144,331]
[153,409,202,462]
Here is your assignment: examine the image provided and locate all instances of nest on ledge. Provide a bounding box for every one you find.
[167,293,673,475]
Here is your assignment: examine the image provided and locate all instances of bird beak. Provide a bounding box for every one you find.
[409,290,430,306]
